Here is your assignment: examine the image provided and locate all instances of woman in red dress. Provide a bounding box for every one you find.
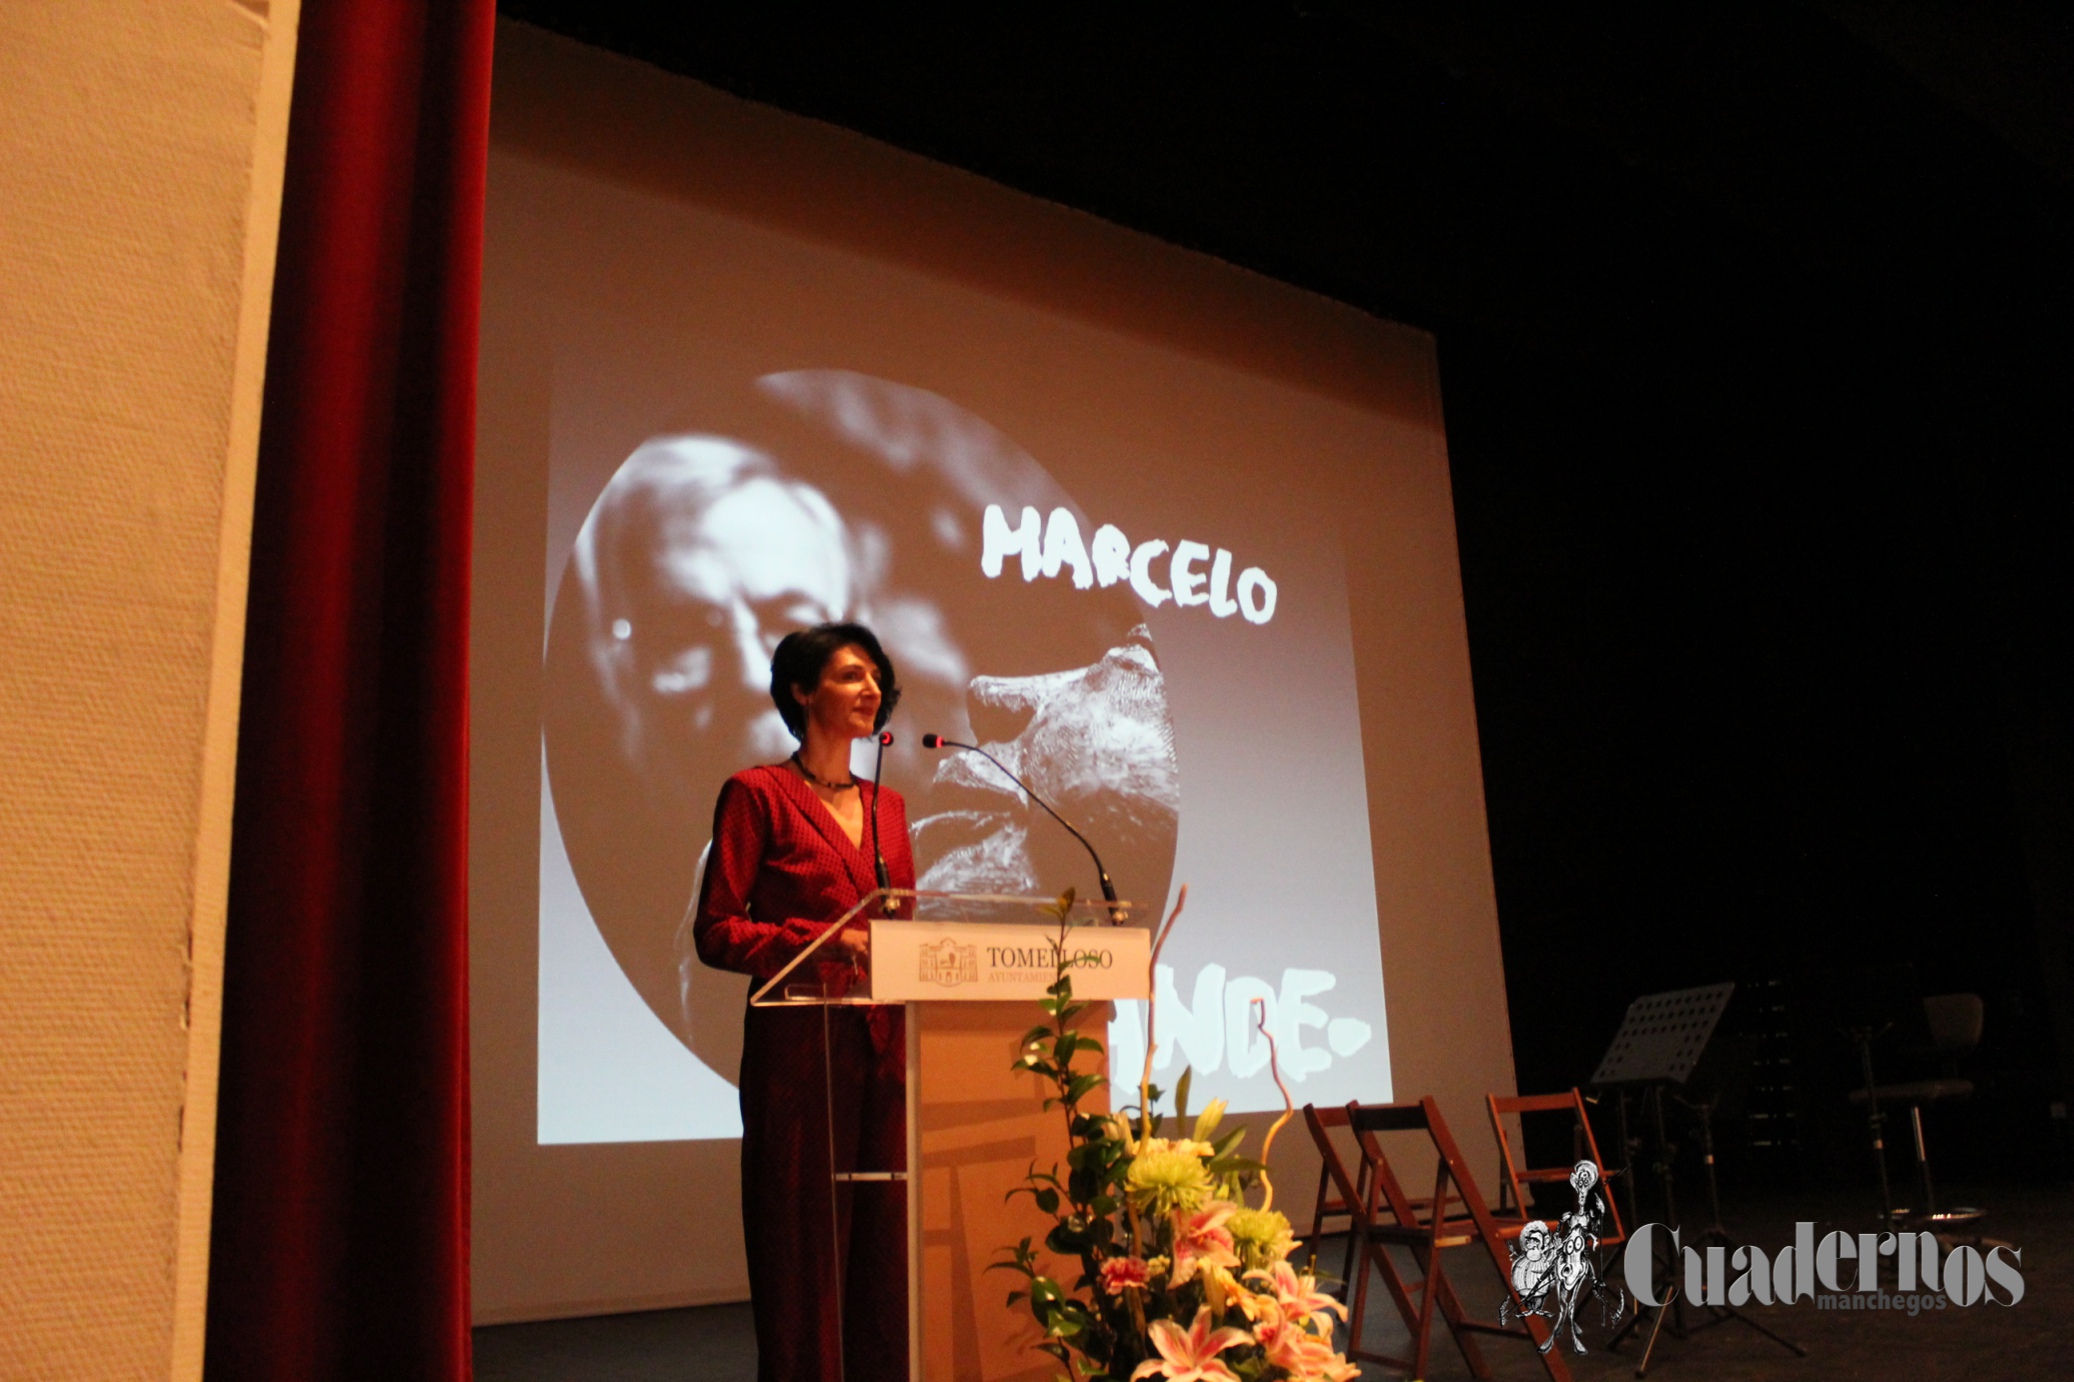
[693,622,913,1382]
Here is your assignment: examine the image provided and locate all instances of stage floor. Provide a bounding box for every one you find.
[475,1300,756,1382]
[474,1186,2072,1381]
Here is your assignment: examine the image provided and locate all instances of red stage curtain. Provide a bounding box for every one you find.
[206,3,492,1379]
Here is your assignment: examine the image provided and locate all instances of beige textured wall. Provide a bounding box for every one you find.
[0,2,300,1378]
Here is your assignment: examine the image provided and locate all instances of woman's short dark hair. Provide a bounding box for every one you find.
[769,622,901,740]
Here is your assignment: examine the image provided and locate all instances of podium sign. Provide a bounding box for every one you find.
[870,920,1149,1002]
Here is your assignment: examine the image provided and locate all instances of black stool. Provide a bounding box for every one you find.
[1848,993,1984,1227]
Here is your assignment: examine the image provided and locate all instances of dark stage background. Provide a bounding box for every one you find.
[495,2,2074,1190]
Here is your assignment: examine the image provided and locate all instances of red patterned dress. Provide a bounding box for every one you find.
[693,764,913,1382]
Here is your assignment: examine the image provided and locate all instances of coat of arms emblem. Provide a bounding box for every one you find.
[919,938,979,987]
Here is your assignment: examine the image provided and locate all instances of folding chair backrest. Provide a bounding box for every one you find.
[1347,1103,1435,1135]
[1486,1088,1625,1247]
[1300,1103,1369,1253]
[1303,1101,1451,1250]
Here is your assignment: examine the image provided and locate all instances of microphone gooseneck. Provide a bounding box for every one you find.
[871,730,894,913]
[921,734,1121,915]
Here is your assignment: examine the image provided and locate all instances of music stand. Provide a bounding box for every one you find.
[1592,983,1803,1377]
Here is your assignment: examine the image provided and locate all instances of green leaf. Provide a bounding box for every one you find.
[1174,1067,1193,1124]
[1206,1154,1268,1176]
[1211,1127,1248,1156]
[1034,1187,1060,1214]
[1047,1220,1092,1255]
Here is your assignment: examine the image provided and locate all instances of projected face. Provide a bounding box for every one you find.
[572,438,854,790]
[917,630,1178,895]
[630,476,851,766]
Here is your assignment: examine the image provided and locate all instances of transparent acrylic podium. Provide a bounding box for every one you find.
[749,890,1148,1382]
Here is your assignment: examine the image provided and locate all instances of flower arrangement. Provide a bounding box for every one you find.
[993,889,1359,1382]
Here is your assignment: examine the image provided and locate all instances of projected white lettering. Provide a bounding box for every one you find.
[1207,548,1238,619]
[1129,539,1171,608]
[1237,566,1278,625]
[1116,963,1374,1085]
[981,503,1042,580]
[1170,540,1210,607]
[1091,523,1131,587]
[1042,508,1094,589]
[982,504,1276,625]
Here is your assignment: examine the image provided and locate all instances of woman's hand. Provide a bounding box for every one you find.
[831,925,870,972]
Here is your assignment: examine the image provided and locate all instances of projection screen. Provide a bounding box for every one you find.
[535,234,1396,1143]
[472,21,1514,1322]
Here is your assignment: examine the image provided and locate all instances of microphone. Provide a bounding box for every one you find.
[921,734,1121,916]
[871,730,895,913]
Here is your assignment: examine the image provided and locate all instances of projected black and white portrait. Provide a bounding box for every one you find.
[542,372,1182,1082]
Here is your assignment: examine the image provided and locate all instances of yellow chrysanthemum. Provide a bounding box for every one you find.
[1227,1207,1296,1272]
[1127,1145,1214,1218]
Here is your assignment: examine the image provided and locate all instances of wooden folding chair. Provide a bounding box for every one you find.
[1300,1105,1474,1299]
[1486,1088,1626,1252]
[1303,1097,1569,1382]
[1299,1103,1371,1307]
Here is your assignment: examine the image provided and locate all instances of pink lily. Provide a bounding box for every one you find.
[1249,1300,1309,1373]
[1260,1259,1346,1334]
[1169,1203,1240,1287]
[1130,1307,1253,1382]
[1247,1298,1343,1378]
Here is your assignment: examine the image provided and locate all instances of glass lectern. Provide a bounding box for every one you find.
[749,890,1147,1382]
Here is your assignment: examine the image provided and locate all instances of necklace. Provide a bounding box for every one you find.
[791,752,857,792]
